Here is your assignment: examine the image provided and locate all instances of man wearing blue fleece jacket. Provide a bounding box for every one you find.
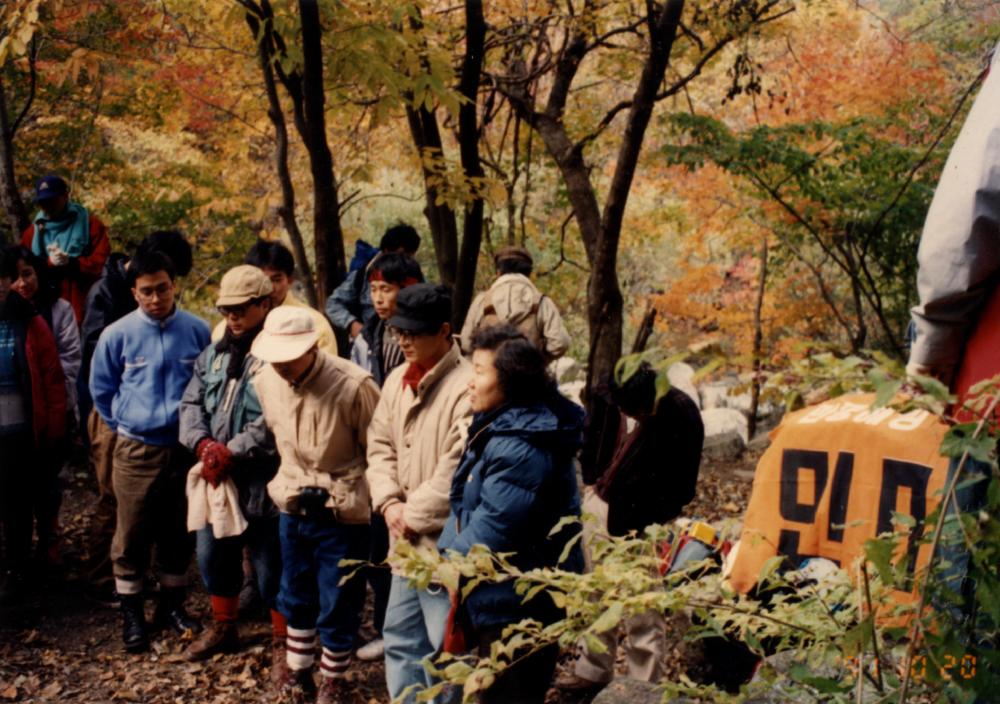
[90,249,211,653]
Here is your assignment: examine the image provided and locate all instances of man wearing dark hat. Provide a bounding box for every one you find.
[459,246,570,363]
[366,284,471,704]
[21,174,110,322]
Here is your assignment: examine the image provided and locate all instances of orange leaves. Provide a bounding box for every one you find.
[745,1,952,129]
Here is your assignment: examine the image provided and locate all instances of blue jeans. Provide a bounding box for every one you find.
[383,575,460,704]
[936,455,992,633]
[196,516,281,607]
[277,513,369,651]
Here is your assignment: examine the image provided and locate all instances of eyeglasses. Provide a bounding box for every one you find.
[136,282,173,301]
[386,326,426,343]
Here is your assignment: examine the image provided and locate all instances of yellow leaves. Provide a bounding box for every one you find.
[0,0,44,64]
[420,147,505,209]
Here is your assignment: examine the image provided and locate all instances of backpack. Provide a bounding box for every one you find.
[349,240,379,309]
[475,287,546,351]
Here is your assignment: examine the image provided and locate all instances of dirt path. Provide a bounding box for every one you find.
[0,454,756,703]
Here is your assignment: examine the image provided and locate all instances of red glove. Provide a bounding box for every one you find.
[197,439,233,488]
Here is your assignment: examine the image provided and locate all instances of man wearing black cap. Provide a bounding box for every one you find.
[21,174,109,322]
[459,246,570,363]
[366,284,471,704]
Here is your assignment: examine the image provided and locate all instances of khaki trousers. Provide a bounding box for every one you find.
[573,488,666,685]
[84,410,117,587]
[110,436,192,592]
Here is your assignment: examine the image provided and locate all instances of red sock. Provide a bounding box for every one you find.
[270,609,288,640]
[211,595,239,624]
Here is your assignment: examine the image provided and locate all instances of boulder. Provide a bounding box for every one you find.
[559,380,586,406]
[550,356,581,384]
[667,362,701,409]
[701,408,749,461]
[700,380,738,410]
[591,678,691,704]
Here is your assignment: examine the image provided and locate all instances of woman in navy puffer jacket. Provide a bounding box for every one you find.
[438,324,584,704]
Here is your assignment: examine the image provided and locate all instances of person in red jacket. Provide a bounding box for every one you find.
[20,175,110,322]
[0,248,67,605]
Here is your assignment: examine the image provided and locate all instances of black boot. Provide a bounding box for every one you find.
[120,593,149,653]
[152,586,201,634]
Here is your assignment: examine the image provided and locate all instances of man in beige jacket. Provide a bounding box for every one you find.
[251,307,380,703]
[366,284,471,704]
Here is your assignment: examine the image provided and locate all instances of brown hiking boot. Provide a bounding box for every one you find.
[183,621,240,661]
[316,676,349,704]
[271,638,290,688]
[275,667,316,702]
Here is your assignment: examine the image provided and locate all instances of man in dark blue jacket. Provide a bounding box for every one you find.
[90,249,210,652]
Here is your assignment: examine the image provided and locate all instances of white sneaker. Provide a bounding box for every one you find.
[355,638,385,661]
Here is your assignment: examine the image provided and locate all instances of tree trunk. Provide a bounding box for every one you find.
[247,11,317,308]
[748,237,768,439]
[587,0,686,395]
[452,0,486,331]
[0,74,30,243]
[298,0,345,302]
[404,104,459,286]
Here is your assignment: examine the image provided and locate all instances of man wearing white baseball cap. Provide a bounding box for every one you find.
[251,306,380,703]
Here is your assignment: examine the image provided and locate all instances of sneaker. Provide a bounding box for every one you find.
[183,621,240,661]
[355,637,384,661]
[553,670,605,693]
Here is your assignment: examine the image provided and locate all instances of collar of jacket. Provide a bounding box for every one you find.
[411,342,463,400]
[290,349,327,392]
[136,306,177,328]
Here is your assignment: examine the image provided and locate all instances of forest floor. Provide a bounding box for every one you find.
[0,450,758,703]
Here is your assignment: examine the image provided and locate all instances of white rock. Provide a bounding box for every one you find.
[559,380,585,406]
[666,362,701,409]
[700,381,737,410]
[550,356,581,384]
[701,407,749,445]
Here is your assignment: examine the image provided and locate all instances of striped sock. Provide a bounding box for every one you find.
[319,647,351,680]
[286,627,316,672]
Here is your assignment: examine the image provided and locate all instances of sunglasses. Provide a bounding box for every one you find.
[217,301,261,317]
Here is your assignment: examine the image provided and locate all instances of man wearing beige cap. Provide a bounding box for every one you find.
[459,246,570,363]
[251,306,380,703]
[178,265,286,669]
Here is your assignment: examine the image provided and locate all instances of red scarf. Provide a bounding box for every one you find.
[402,362,428,392]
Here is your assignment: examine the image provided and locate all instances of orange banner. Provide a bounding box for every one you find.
[728,393,949,595]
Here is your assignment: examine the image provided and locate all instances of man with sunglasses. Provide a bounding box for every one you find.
[89,250,210,653]
[178,266,286,671]
[366,284,471,704]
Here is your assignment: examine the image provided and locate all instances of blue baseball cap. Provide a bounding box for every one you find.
[34,175,68,202]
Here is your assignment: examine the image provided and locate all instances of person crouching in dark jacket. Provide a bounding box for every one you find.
[0,249,67,604]
[558,361,704,692]
[438,324,585,704]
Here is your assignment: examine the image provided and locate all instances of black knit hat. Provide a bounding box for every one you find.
[388,283,452,334]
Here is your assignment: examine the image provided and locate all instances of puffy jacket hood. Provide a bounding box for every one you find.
[469,389,584,455]
[486,274,541,325]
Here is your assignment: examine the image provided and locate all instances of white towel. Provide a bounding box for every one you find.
[186,462,249,539]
